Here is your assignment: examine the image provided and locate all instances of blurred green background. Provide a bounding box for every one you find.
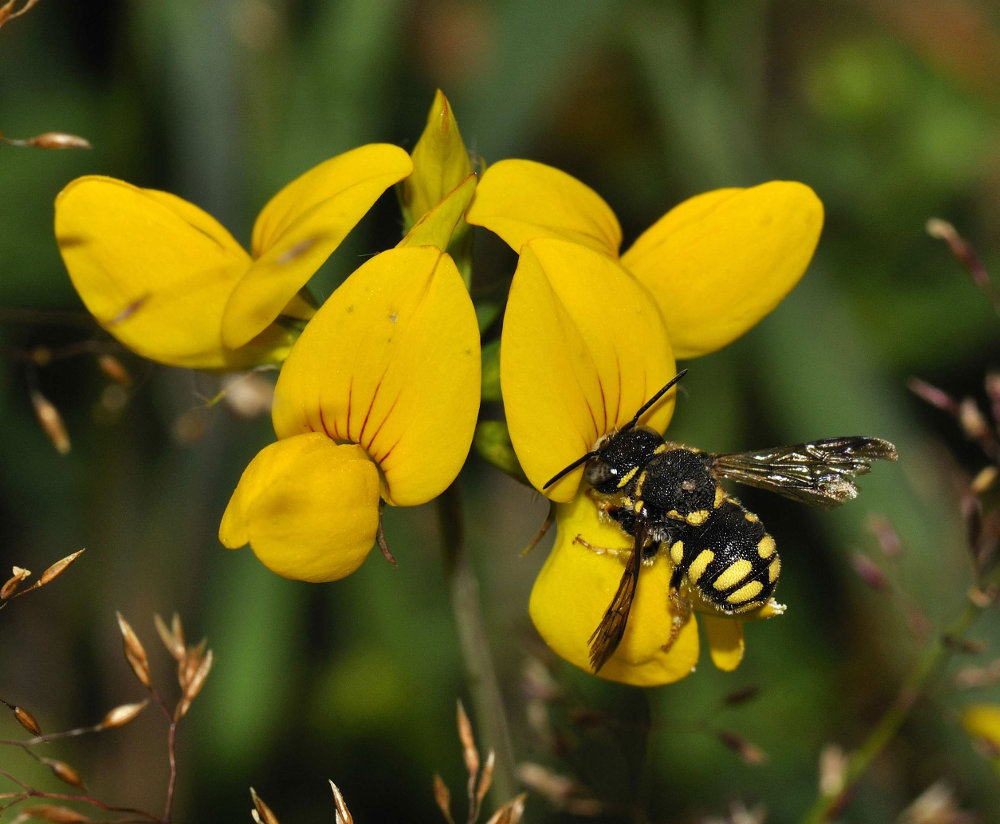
[3,0,1000,821]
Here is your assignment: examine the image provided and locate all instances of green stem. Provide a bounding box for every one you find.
[799,595,984,823]
[437,483,518,805]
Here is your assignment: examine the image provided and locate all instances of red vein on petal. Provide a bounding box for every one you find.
[357,370,386,446]
[346,375,354,442]
[375,436,401,466]
[614,354,623,427]
[317,404,335,440]
[365,392,400,454]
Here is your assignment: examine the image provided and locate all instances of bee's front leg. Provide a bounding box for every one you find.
[572,534,633,563]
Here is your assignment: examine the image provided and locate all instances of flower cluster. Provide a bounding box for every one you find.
[56,92,822,685]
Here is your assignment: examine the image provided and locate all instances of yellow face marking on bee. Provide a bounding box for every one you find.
[633,499,644,514]
[713,558,753,590]
[757,535,776,559]
[687,549,714,583]
[617,466,640,489]
[744,510,759,523]
[685,509,709,526]
[653,443,667,454]
[669,541,684,566]
[714,486,725,508]
[726,580,763,605]
[768,557,781,583]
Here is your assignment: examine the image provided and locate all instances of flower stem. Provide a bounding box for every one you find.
[799,594,985,823]
[437,482,518,805]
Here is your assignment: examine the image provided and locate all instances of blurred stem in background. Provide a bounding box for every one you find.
[438,481,517,804]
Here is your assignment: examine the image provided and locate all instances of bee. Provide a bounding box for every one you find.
[543,370,898,673]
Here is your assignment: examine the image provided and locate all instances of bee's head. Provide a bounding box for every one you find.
[541,369,688,492]
[584,426,663,494]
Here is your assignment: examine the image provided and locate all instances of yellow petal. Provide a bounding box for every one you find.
[222,144,414,349]
[529,495,699,686]
[219,434,380,582]
[500,238,675,501]
[271,247,480,506]
[466,159,621,256]
[55,176,291,369]
[621,181,823,358]
[700,614,745,671]
[403,89,473,226]
[398,174,477,250]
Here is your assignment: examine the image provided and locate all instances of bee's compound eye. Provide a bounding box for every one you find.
[584,460,616,491]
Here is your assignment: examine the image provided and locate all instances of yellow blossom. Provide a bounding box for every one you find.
[472,165,821,684]
[219,182,480,581]
[55,144,413,369]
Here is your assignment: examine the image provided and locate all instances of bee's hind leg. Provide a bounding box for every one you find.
[663,567,693,652]
[572,534,633,563]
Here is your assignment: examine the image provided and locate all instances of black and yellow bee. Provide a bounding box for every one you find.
[544,370,898,673]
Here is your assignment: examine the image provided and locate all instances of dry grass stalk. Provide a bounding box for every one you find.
[1,132,91,149]
[10,804,92,822]
[1,567,31,599]
[38,550,85,587]
[433,774,455,824]
[515,763,600,816]
[13,704,42,736]
[0,0,42,30]
[115,613,152,689]
[30,388,70,455]
[482,794,526,824]
[99,700,148,729]
[329,781,355,824]
[250,788,280,824]
[40,757,85,789]
[717,731,768,766]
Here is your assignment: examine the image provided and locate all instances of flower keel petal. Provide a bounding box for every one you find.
[219,434,380,582]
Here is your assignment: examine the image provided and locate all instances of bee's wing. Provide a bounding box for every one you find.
[588,525,649,673]
[710,437,898,508]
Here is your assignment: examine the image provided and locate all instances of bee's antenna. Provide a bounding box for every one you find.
[541,369,688,490]
[543,450,599,489]
[619,369,688,433]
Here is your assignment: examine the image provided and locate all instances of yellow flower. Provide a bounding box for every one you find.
[219,182,480,582]
[467,158,823,358]
[962,704,1000,769]
[55,144,413,369]
[470,164,822,685]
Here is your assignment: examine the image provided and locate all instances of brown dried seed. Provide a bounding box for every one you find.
[154,613,185,660]
[971,465,999,495]
[38,549,85,586]
[31,389,71,455]
[1,566,31,599]
[116,612,152,689]
[13,805,92,823]
[13,704,42,736]
[100,699,148,729]
[432,774,454,824]
[41,757,86,789]
[476,749,496,807]
[96,354,131,386]
[484,794,527,824]
[717,730,768,765]
[329,781,355,824]
[456,699,480,777]
[249,788,280,824]
[25,132,92,150]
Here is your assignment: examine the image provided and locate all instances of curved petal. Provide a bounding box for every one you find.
[466,159,621,256]
[403,89,473,225]
[221,144,414,349]
[621,181,823,358]
[272,247,480,506]
[398,174,477,251]
[700,614,745,671]
[219,434,380,582]
[529,495,699,686]
[500,238,675,501]
[55,176,293,369]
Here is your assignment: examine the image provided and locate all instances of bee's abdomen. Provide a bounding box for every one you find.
[672,500,780,613]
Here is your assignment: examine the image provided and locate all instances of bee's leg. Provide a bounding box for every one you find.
[663,567,693,652]
[572,534,633,562]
